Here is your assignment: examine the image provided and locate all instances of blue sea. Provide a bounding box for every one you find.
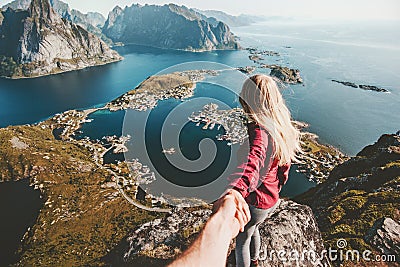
[1,20,399,199]
[233,20,400,155]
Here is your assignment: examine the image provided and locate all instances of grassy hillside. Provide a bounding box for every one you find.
[0,125,160,266]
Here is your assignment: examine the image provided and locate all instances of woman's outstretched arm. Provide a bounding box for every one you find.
[168,190,251,267]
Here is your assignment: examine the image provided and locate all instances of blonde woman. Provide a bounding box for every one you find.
[227,74,301,267]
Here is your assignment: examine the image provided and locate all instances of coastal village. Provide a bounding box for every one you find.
[189,103,249,146]
[107,70,219,112]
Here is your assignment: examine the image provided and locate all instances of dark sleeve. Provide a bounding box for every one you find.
[277,163,291,188]
[228,127,269,199]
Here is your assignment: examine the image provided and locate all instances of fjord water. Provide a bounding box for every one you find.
[0,45,251,127]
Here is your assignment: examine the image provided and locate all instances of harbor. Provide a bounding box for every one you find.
[189,103,249,146]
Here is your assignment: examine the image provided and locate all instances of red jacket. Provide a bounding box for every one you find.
[228,123,290,209]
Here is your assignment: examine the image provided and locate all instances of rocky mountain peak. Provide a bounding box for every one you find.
[49,0,71,20]
[0,0,122,78]
[103,5,123,29]
[3,0,109,43]
[29,0,57,22]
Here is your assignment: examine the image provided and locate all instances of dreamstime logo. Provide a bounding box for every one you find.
[257,238,396,265]
[336,238,347,249]
[120,61,275,207]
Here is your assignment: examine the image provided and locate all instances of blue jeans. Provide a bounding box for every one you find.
[235,199,280,267]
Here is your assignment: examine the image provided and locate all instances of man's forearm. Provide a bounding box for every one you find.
[168,211,237,267]
[168,189,250,267]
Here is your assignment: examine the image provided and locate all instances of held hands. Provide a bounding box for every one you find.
[168,190,251,267]
[212,189,251,238]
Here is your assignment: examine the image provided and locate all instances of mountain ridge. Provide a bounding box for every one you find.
[103,3,240,51]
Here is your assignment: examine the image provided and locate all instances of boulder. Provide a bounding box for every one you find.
[365,217,400,257]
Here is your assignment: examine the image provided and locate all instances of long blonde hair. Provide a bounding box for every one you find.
[239,74,301,165]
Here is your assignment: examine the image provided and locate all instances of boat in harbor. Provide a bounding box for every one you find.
[162,148,176,155]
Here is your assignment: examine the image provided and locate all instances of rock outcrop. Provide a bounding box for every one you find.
[107,200,330,266]
[296,134,400,264]
[102,4,240,51]
[124,208,211,262]
[0,0,121,78]
[365,217,400,257]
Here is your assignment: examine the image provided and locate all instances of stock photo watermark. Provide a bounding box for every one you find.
[258,238,397,265]
[121,61,264,206]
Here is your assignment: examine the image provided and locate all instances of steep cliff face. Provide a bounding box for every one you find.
[106,200,330,266]
[296,133,400,264]
[2,0,109,43]
[103,4,240,51]
[0,0,121,78]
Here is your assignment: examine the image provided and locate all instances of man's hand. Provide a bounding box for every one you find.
[212,189,251,238]
[168,189,251,267]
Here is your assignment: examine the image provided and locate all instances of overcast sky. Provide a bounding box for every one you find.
[1,0,399,21]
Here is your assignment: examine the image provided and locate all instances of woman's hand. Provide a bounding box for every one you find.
[212,189,251,238]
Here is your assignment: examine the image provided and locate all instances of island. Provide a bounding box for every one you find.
[107,70,218,111]
[270,66,303,84]
[332,80,389,93]
[247,47,280,58]
[237,66,256,74]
